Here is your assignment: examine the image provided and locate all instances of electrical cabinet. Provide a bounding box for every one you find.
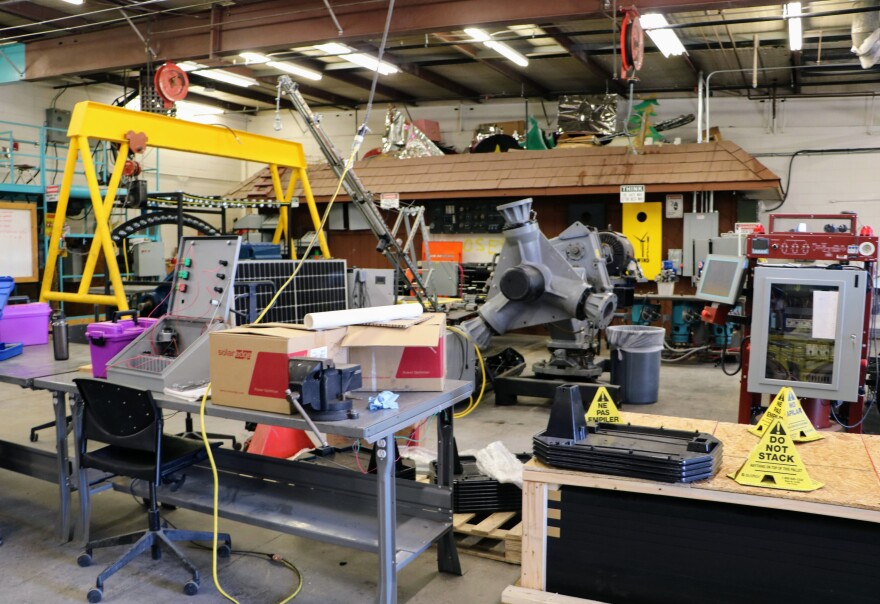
[748,266,868,401]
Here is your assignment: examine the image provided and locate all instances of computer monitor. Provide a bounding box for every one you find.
[696,254,748,305]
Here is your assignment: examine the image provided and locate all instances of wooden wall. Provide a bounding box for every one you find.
[291,192,741,270]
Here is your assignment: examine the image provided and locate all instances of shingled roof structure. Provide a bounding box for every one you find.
[227,141,782,202]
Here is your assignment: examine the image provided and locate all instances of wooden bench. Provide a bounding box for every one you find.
[504,412,880,603]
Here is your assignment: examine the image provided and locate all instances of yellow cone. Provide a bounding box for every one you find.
[584,387,622,424]
[748,387,823,442]
[729,418,823,492]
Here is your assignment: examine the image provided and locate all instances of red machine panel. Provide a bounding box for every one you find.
[747,214,878,262]
[747,234,878,261]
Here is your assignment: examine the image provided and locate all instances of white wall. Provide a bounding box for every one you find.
[0,80,249,194]
[249,93,880,230]
[0,80,252,255]
[657,95,880,228]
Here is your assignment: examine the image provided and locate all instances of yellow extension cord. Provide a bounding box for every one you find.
[198,156,354,603]
[447,326,487,419]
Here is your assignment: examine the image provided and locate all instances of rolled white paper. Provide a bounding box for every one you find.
[303,303,423,330]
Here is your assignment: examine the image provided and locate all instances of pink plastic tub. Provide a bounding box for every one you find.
[86,312,158,378]
[0,302,51,346]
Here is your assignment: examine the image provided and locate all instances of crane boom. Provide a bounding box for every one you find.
[276,76,437,310]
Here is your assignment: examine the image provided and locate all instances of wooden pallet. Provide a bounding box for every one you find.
[453,511,522,565]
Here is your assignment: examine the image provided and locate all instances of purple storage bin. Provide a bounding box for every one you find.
[0,302,51,346]
[87,312,158,378]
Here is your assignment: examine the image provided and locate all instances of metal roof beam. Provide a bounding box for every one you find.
[0,3,92,29]
[354,44,484,101]
[21,0,789,80]
[433,33,550,98]
[542,26,626,95]
[252,76,359,108]
[83,72,256,114]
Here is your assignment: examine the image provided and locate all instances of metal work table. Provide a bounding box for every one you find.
[0,343,93,542]
[37,371,469,444]
[0,343,92,388]
[33,347,472,604]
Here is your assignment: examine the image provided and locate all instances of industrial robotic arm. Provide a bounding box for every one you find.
[462,198,620,379]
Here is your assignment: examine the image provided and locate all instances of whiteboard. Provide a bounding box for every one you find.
[0,202,38,282]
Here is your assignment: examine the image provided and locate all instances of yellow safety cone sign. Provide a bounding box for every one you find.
[729,418,823,492]
[748,387,823,442]
[584,387,622,423]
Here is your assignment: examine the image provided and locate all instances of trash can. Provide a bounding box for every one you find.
[606,325,665,405]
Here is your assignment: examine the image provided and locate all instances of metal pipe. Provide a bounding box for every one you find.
[697,72,703,143]
[285,389,329,448]
[752,35,759,89]
[612,0,618,81]
[119,9,157,58]
[321,0,345,35]
[644,4,880,32]
[706,65,821,145]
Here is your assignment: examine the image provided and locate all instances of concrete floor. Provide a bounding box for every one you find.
[0,335,776,603]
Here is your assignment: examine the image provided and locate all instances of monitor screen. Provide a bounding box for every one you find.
[696,254,747,305]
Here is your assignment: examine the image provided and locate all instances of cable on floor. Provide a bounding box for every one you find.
[199,1,400,600]
[162,516,303,602]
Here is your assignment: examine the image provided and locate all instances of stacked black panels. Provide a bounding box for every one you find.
[430,455,529,513]
[534,423,722,483]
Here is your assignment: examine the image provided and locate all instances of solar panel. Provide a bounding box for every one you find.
[233,259,348,325]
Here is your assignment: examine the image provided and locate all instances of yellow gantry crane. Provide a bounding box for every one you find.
[39,101,329,311]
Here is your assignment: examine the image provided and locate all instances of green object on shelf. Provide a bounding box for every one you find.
[524,116,548,151]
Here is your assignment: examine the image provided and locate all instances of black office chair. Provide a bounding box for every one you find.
[73,378,231,603]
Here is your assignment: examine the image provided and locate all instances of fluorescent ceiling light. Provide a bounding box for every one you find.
[463,27,529,67]
[463,28,491,43]
[239,52,270,64]
[315,42,352,55]
[640,14,687,58]
[239,52,322,81]
[785,2,803,52]
[313,43,399,75]
[61,0,84,4]
[178,61,258,88]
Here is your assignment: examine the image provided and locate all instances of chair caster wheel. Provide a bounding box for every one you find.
[87,587,103,603]
[184,580,199,596]
[77,553,93,567]
[218,543,231,558]
[233,442,242,451]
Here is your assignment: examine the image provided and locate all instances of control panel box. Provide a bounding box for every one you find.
[106,236,241,392]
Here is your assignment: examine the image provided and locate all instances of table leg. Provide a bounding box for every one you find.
[376,437,396,604]
[436,408,461,575]
[520,481,548,590]
[70,394,90,546]
[51,390,72,543]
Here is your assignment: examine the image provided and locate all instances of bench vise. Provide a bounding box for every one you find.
[288,358,362,421]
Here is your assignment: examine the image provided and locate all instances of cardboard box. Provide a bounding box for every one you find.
[342,313,446,392]
[210,323,347,414]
